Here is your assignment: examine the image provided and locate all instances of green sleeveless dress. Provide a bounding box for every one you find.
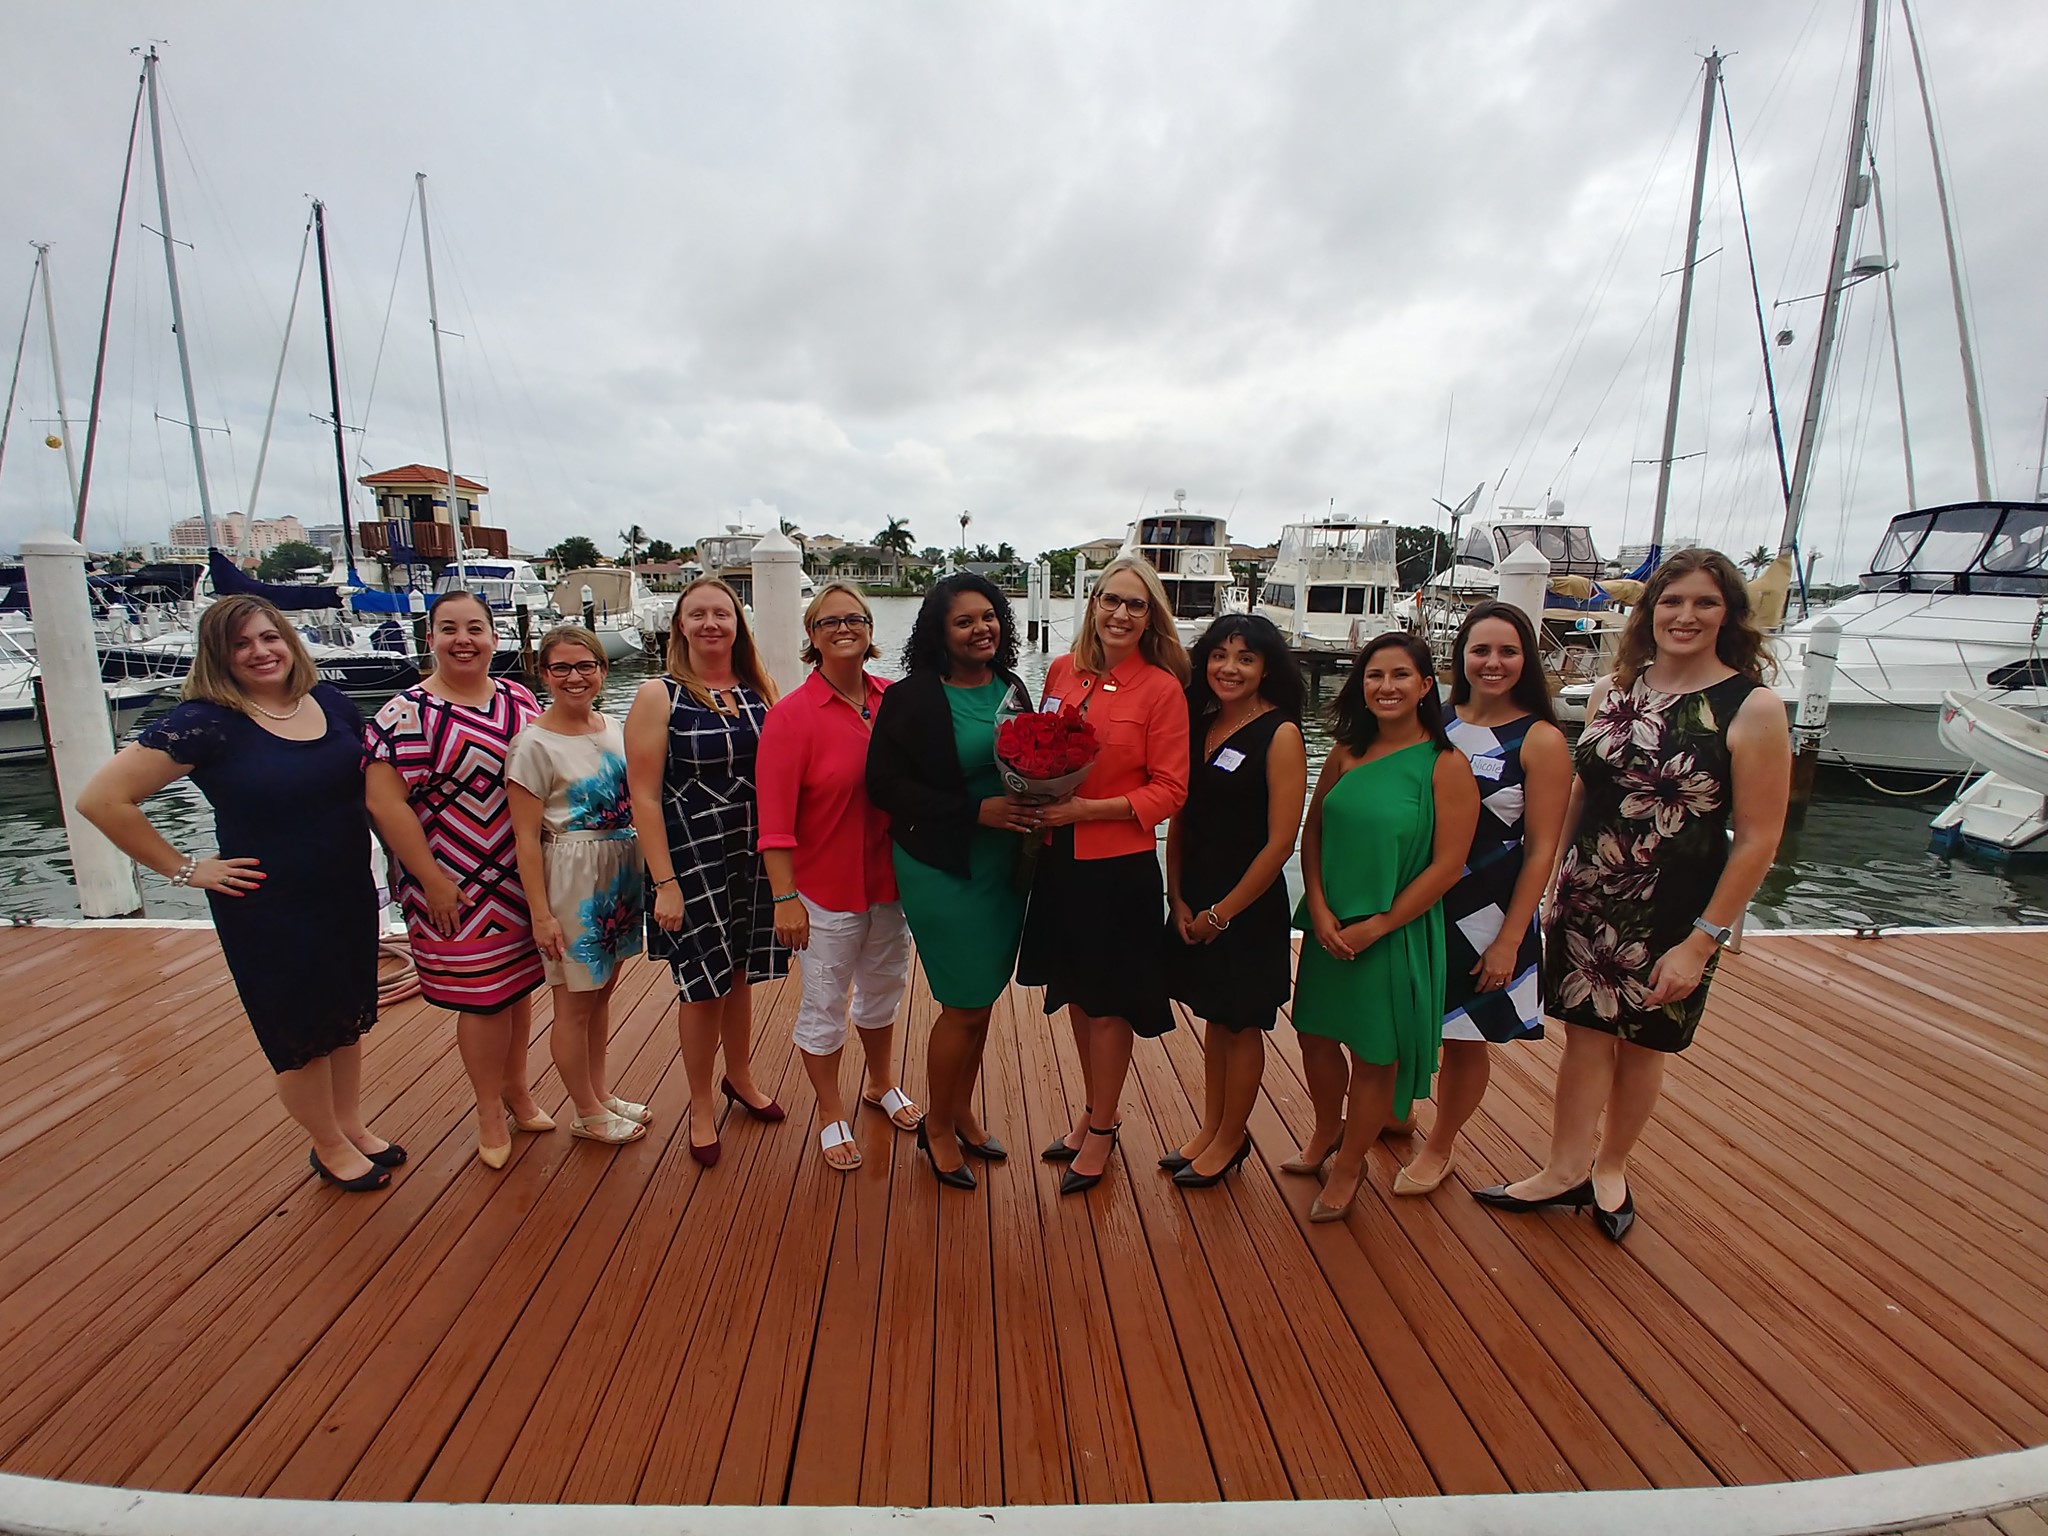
[1290,740,1446,1120]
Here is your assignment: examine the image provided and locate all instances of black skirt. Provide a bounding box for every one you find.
[1167,877,1291,1032]
[1017,828,1174,1038]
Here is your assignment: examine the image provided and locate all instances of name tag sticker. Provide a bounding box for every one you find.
[1214,747,1247,772]
[1471,755,1505,781]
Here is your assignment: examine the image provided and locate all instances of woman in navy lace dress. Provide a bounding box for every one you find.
[79,596,399,1192]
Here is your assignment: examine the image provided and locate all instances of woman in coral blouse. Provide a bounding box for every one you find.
[1019,557,1191,1196]
[757,583,919,1173]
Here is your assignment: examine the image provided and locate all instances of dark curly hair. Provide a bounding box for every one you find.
[1186,613,1306,726]
[900,572,1019,678]
[1613,546,1774,689]
[1328,631,1452,756]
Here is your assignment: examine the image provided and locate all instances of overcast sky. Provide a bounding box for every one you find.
[2,1,2043,582]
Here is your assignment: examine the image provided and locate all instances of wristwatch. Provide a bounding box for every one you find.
[1692,916,1733,948]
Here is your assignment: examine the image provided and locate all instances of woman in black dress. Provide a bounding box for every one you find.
[1161,615,1307,1187]
[79,595,398,1192]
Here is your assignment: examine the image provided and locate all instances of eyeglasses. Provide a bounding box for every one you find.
[541,660,604,678]
[1095,591,1151,615]
[810,614,873,633]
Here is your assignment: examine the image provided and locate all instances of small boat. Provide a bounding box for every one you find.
[1116,491,1246,641]
[696,524,817,608]
[1253,515,1400,652]
[0,656,172,767]
[548,568,649,662]
[1929,692,2048,856]
[1937,690,2048,794]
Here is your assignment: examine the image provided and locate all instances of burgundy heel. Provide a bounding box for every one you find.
[719,1075,785,1123]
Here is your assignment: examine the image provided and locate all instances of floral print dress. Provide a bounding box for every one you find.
[505,716,645,991]
[1543,672,1760,1052]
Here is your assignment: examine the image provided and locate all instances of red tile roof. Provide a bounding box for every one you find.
[358,464,489,492]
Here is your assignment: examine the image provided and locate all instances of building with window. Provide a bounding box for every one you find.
[354,464,505,566]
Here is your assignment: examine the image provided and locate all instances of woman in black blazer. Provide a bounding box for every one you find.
[867,574,1036,1189]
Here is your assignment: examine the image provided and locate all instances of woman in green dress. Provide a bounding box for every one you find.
[1290,632,1478,1223]
[867,574,1039,1190]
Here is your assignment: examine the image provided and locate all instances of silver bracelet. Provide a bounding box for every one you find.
[167,853,199,887]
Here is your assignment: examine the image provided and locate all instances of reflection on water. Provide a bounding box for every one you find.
[3,595,2044,930]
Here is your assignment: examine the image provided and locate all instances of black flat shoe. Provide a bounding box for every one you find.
[957,1130,1008,1162]
[916,1123,976,1191]
[1059,1123,1119,1196]
[309,1148,391,1193]
[364,1142,407,1169]
[1471,1178,1595,1213]
[1156,1150,1193,1172]
[1593,1185,1635,1242]
[1041,1103,1090,1163]
[1172,1136,1252,1189]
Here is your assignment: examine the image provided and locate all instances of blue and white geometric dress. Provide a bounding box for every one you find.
[1441,711,1546,1044]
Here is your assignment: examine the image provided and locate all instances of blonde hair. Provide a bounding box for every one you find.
[800,581,881,666]
[665,576,779,707]
[1613,547,1775,690]
[1072,557,1190,684]
[536,623,608,671]
[183,595,319,712]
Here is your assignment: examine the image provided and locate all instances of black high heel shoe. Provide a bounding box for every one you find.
[1156,1149,1193,1172]
[1059,1123,1120,1196]
[309,1148,391,1193]
[1041,1104,1090,1163]
[1172,1136,1252,1189]
[1592,1184,1635,1242]
[916,1122,976,1191]
[1471,1178,1596,1213]
[957,1129,1008,1162]
[363,1142,407,1169]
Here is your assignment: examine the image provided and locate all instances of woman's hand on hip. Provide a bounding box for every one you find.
[773,896,810,951]
[189,856,264,898]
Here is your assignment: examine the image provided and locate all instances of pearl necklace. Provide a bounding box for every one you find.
[247,694,306,722]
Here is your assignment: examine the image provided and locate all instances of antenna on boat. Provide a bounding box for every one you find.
[143,46,217,552]
[415,172,465,590]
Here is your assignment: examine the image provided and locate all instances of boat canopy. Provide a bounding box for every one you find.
[551,568,637,614]
[1860,501,2048,597]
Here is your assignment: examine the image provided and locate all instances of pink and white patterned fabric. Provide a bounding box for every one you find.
[367,679,546,1014]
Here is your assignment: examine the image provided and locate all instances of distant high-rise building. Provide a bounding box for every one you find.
[165,513,309,555]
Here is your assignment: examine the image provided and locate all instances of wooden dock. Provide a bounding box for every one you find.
[0,923,2042,1509]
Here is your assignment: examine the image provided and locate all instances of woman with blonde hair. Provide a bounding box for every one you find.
[1021,556,1191,1195]
[79,595,399,1191]
[1475,548,1789,1241]
[368,589,548,1170]
[758,582,918,1173]
[507,624,647,1146]
[626,576,788,1166]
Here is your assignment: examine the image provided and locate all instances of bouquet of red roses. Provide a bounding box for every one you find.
[995,705,1099,802]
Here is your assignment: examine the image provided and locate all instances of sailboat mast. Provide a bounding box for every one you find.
[243,211,312,537]
[73,70,147,544]
[312,201,363,581]
[414,172,465,590]
[1864,149,1917,509]
[1780,0,1881,554]
[0,258,36,488]
[32,245,82,521]
[1647,51,1722,562]
[1899,0,1992,499]
[143,46,216,551]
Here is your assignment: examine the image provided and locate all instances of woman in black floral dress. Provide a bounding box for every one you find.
[1473,549,1790,1240]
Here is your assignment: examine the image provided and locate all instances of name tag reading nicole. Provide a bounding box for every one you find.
[1214,747,1248,772]
[1470,754,1505,781]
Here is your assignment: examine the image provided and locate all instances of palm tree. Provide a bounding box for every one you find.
[1740,544,1775,577]
[619,524,648,569]
[874,516,915,586]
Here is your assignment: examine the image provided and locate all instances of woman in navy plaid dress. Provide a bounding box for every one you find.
[627,578,790,1166]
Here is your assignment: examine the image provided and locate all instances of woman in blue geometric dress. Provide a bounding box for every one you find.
[509,625,648,1148]
[625,578,789,1167]
[1396,601,1570,1196]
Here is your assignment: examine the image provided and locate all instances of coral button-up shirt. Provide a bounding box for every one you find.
[1039,652,1190,860]
[756,669,897,912]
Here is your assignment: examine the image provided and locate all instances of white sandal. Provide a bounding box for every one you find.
[603,1095,652,1125]
[862,1085,922,1131]
[572,1110,646,1145]
[820,1119,861,1171]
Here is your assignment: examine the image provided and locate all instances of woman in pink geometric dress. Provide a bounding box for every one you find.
[367,589,550,1169]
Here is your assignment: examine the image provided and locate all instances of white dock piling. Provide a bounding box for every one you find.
[1496,540,1552,635]
[1790,613,1842,806]
[749,525,804,694]
[23,532,141,917]
[1070,553,1092,642]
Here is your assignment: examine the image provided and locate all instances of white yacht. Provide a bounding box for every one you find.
[548,568,650,661]
[1772,500,2048,775]
[0,633,173,765]
[1116,491,1245,640]
[696,525,816,608]
[433,555,552,614]
[1254,515,1400,652]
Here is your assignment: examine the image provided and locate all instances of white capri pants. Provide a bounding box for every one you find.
[792,895,912,1056]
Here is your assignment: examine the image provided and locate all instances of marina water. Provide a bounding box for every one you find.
[2,596,2042,929]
